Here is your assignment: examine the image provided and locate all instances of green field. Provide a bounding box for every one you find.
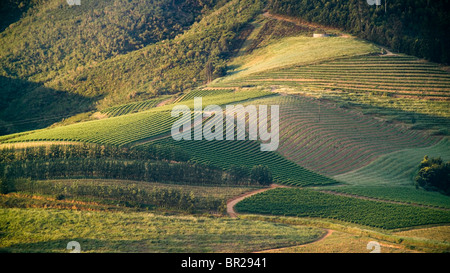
[2,90,272,146]
[235,188,450,229]
[327,186,450,210]
[1,1,450,254]
[100,96,171,117]
[148,136,337,187]
[334,137,450,186]
[215,36,379,84]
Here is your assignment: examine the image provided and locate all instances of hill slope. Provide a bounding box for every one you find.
[0,0,262,134]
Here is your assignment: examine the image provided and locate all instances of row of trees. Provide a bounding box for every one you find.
[0,144,191,163]
[1,159,225,185]
[0,177,227,213]
[268,0,450,64]
[0,145,274,186]
[226,164,273,186]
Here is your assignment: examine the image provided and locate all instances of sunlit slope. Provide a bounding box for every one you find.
[334,138,450,186]
[253,95,438,176]
[223,55,450,126]
[2,90,272,146]
[213,36,380,84]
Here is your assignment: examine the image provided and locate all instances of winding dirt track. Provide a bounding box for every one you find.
[226,184,286,218]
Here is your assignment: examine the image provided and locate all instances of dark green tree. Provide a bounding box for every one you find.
[415,156,450,196]
[250,165,273,186]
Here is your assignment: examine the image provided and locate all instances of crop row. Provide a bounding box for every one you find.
[239,55,450,99]
[100,97,169,117]
[177,88,235,102]
[147,136,337,187]
[254,95,436,176]
[4,90,273,146]
[234,188,450,229]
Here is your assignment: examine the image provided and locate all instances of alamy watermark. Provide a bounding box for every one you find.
[171,97,279,151]
[367,241,381,253]
[67,0,81,6]
[67,241,81,253]
[367,0,381,6]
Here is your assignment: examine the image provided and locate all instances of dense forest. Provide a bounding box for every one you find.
[268,0,450,64]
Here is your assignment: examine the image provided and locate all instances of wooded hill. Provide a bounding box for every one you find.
[267,0,450,64]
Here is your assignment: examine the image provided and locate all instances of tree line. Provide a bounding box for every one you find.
[0,145,274,186]
[0,178,226,214]
[268,0,450,64]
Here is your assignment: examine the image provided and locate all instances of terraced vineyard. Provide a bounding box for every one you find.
[327,186,450,210]
[100,96,170,117]
[176,88,236,102]
[215,55,450,132]
[232,55,450,100]
[146,136,337,187]
[235,188,450,229]
[250,95,439,176]
[2,90,272,147]
[334,138,450,186]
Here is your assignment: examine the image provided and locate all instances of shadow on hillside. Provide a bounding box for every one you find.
[0,1,35,32]
[0,76,95,136]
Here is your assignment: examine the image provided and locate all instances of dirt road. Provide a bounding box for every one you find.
[227,184,287,218]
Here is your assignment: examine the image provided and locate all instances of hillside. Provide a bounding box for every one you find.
[267,0,450,64]
[0,0,260,134]
[1,0,450,254]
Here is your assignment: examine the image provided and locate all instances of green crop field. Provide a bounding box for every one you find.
[1,90,272,146]
[327,186,450,210]
[1,0,450,254]
[215,36,380,84]
[100,96,170,117]
[176,88,236,102]
[235,188,450,229]
[247,95,438,176]
[334,138,450,187]
[229,55,450,101]
[146,136,337,187]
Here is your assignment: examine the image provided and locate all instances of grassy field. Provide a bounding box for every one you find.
[257,231,417,253]
[0,208,325,253]
[394,226,450,243]
[215,36,379,84]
